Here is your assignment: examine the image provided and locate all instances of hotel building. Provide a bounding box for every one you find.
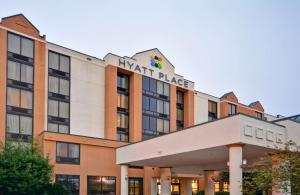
[0,14,299,195]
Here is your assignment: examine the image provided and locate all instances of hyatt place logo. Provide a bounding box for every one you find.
[150,55,163,69]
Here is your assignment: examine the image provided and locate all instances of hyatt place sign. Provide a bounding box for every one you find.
[118,58,193,90]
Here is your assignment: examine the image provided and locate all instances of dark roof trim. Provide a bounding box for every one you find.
[2,13,40,33]
[117,113,285,149]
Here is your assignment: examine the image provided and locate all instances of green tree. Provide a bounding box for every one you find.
[0,141,68,195]
[242,141,300,195]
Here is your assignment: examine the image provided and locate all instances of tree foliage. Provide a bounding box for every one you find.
[0,141,68,195]
[242,141,300,195]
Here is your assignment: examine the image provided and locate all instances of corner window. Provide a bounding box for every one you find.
[56,142,80,164]
[228,103,237,116]
[56,175,80,195]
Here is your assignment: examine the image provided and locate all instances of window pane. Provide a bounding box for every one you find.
[21,38,34,58]
[164,120,169,133]
[20,116,32,135]
[118,94,128,109]
[102,177,116,194]
[7,87,20,107]
[149,98,156,112]
[150,78,156,93]
[163,83,169,97]
[59,102,69,118]
[60,55,70,73]
[7,61,20,81]
[8,33,20,54]
[118,113,128,128]
[157,119,164,132]
[157,81,163,95]
[21,64,33,84]
[59,125,69,134]
[177,109,183,121]
[142,116,149,130]
[6,114,19,133]
[20,90,32,109]
[88,176,101,194]
[164,102,170,115]
[48,100,59,117]
[60,79,70,96]
[68,144,79,158]
[49,76,59,93]
[157,100,164,114]
[149,117,157,131]
[49,52,59,70]
[177,91,183,104]
[57,142,68,157]
[48,123,58,132]
[142,76,149,91]
[142,96,149,111]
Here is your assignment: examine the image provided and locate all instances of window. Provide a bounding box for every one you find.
[192,180,198,195]
[56,142,80,164]
[6,33,34,143]
[214,181,220,192]
[48,51,70,134]
[7,61,33,84]
[87,176,116,195]
[142,76,170,140]
[228,103,237,116]
[129,178,143,195]
[8,33,34,59]
[256,112,263,119]
[56,175,80,195]
[208,100,218,121]
[176,91,184,130]
[6,114,32,142]
[117,73,129,142]
[223,182,229,192]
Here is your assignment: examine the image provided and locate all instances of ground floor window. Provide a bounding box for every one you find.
[171,178,180,195]
[56,174,80,195]
[192,179,198,195]
[129,177,143,195]
[214,181,220,192]
[87,176,116,195]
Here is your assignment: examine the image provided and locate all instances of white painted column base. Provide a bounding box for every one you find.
[229,145,243,195]
[151,177,158,195]
[121,165,128,195]
[204,171,215,195]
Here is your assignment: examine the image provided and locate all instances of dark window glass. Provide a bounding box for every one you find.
[149,98,157,112]
[150,78,156,93]
[142,96,150,111]
[117,74,129,89]
[56,142,80,164]
[256,112,263,119]
[142,76,149,91]
[129,178,143,195]
[87,176,116,195]
[56,175,80,195]
[176,91,184,130]
[208,100,218,121]
[228,103,237,116]
[142,115,149,130]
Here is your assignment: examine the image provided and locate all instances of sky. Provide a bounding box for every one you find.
[1,0,299,117]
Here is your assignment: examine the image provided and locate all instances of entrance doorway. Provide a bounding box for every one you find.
[171,178,180,195]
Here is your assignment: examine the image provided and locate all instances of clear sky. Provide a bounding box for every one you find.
[1,0,299,117]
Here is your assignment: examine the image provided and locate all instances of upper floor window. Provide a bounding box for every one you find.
[49,51,70,73]
[117,73,129,142]
[8,33,34,59]
[228,103,237,116]
[208,100,217,121]
[256,112,263,119]
[7,87,33,110]
[176,91,184,130]
[7,61,33,84]
[56,142,80,164]
[142,76,169,98]
[117,74,129,90]
[6,114,32,142]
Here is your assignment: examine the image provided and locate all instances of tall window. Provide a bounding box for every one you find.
[214,181,220,192]
[48,51,70,134]
[176,91,184,130]
[6,33,34,142]
[227,103,237,116]
[192,179,199,195]
[208,100,218,121]
[56,175,80,195]
[129,178,143,195]
[256,111,263,119]
[56,142,80,164]
[117,74,129,142]
[87,176,116,195]
[142,76,170,140]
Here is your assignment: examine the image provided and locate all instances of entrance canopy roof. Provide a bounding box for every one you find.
[116,114,286,170]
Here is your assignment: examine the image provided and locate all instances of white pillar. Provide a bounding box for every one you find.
[186,178,193,195]
[204,171,215,195]
[160,168,171,195]
[151,177,158,195]
[229,145,243,195]
[121,165,128,195]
